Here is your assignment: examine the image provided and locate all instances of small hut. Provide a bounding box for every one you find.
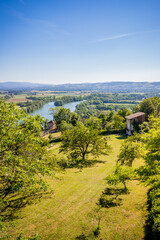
[47,120,56,130]
[125,112,145,135]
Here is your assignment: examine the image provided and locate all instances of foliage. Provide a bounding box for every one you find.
[93,225,100,237]
[60,122,111,161]
[70,112,80,126]
[15,233,41,240]
[53,107,72,126]
[117,135,142,166]
[106,166,135,190]
[139,96,160,119]
[112,114,125,130]
[58,120,73,132]
[98,112,107,129]
[85,116,102,131]
[118,117,160,237]
[54,95,85,106]
[139,121,152,133]
[148,188,160,237]
[117,108,132,118]
[137,118,160,184]
[0,100,56,214]
[51,107,80,130]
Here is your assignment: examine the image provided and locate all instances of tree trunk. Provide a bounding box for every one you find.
[82,152,85,160]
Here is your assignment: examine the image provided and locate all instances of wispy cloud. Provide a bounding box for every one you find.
[97,33,136,42]
[9,9,70,37]
[96,29,160,42]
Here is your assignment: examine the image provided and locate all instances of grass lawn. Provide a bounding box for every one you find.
[5,135,147,240]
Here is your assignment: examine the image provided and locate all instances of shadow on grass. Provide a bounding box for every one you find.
[98,195,122,208]
[116,134,127,140]
[58,157,106,171]
[49,137,62,144]
[75,233,89,240]
[103,187,129,195]
[0,190,53,221]
[70,159,106,170]
[98,187,129,208]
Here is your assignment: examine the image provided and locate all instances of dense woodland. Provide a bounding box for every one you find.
[1,93,160,239]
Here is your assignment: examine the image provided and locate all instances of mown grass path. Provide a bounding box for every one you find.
[7,135,147,240]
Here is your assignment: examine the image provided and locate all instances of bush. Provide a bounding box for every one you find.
[148,188,160,238]
[93,226,100,237]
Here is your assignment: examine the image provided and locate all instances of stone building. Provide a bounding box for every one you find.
[125,112,145,135]
[47,120,56,130]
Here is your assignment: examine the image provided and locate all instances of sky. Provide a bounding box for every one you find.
[0,0,160,84]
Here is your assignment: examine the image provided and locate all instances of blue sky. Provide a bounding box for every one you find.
[0,0,160,84]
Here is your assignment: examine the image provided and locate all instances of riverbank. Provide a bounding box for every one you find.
[32,101,84,120]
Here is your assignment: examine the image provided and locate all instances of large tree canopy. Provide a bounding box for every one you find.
[0,100,54,212]
[139,96,160,119]
[60,122,111,161]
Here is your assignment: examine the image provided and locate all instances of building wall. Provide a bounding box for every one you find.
[47,121,55,129]
[126,114,145,135]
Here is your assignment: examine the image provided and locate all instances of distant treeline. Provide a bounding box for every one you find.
[17,96,55,113]
[75,94,141,118]
[86,93,160,102]
[54,95,86,106]
[75,101,136,118]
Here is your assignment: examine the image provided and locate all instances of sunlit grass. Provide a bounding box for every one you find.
[6,135,147,240]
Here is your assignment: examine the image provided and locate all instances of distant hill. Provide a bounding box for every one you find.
[0,81,160,93]
[0,82,52,91]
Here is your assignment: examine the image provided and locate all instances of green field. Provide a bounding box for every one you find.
[5,135,147,240]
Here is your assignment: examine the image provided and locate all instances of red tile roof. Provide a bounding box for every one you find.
[125,112,145,120]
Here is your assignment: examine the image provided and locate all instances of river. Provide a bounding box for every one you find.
[32,101,82,120]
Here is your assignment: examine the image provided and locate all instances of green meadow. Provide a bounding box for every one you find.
[6,135,147,240]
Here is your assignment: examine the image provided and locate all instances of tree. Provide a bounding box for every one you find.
[139,97,160,119]
[117,117,160,236]
[106,166,135,190]
[117,108,132,119]
[70,112,80,126]
[106,110,114,122]
[86,116,102,131]
[53,107,72,126]
[98,113,107,129]
[59,120,73,132]
[0,100,55,212]
[117,136,142,166]
[60,122,111,161]
[112,114,125,130]
[138,118,160,185]
[139,121,151,133]
[136,118,160,236]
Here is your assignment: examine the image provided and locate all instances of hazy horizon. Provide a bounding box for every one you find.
[1,0,160,84]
